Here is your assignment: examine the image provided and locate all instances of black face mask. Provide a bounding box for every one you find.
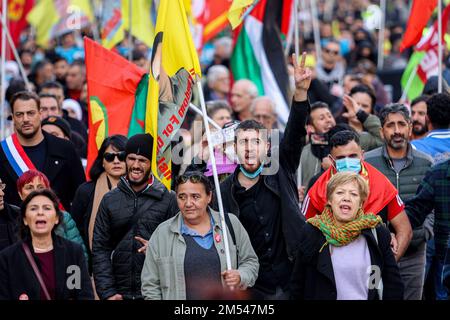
[310,133,329,146]
[310,132,331,160]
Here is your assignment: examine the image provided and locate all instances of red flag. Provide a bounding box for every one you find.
[84,37,146,177]
[281,0,293,36]
[193,0,233,49]
[414,4,450,85]
[0,0,34,58]
[400,0,438,52]
[303,162,399,219]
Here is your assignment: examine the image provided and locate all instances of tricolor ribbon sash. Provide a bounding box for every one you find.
[0,134,36,177]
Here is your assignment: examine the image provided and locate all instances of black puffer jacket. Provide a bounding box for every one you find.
[92,177,178,300]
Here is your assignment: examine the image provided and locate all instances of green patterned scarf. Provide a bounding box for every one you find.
[308,205,382,252]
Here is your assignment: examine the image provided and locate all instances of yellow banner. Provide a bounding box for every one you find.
[145,0,201,189]
[227,0,259,30]
[27,0,93,47]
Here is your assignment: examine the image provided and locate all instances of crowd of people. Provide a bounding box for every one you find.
[1,0,450,301]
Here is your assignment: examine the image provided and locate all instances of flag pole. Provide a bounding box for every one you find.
[189,103,221,130]
[399,64,419,103]
[89,0,101,43]
[377,0,386,70]
[1,0,7,140]
[310,0,321,59]
[294,0,300,57]
[0,10,32,91]
[438,0,443,93]
[284,1,296,57]
[128,0,133,61]
[196,79,232,271]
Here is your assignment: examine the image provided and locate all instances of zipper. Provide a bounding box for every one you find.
[131,195,138,296]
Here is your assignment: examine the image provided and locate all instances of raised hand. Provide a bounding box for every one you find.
[292,52,312,101]
[342,94,361,119]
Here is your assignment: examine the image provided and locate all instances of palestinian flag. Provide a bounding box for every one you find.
[84,37,148,177]
[401,4,450,101]
[230,0,291,126]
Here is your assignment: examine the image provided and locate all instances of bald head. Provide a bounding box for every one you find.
[230,79,258,118]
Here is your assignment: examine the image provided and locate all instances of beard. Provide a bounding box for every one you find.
[127,167,151,186]
[17,125,40,139]
[412,121,428,135]
[387,134,408,150]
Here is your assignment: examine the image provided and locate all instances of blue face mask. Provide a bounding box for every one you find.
[335,157,361,173]
[240,162,264,179]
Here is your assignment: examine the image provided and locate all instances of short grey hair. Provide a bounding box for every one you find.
[234,79,259,98]
[206,65,229,87]
[214,37,233,54]
[250,96,277,115]
[379,103,411,126]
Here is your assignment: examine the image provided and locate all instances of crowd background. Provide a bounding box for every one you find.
[0,0,450,301]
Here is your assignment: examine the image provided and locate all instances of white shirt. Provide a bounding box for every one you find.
[330,235,371,300]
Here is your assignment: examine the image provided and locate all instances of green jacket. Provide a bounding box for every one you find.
[55,211,89,262]
[365,144,434,252]
[141,209,259,300]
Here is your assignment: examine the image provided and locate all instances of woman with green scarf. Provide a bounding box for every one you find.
[290,172,404,300]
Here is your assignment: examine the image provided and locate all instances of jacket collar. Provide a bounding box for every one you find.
[118,175,165,200]
[231,165,280,197]
[381,143,413,169]
[169,207,222,235]
[301,224,383,296]
[23,234,67,299]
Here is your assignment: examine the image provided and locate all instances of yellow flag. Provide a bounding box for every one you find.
[145,0,201,189]
[122,0,155,48]
[100,0,124,49]
[227,0,259,30]
[27,0,93,47]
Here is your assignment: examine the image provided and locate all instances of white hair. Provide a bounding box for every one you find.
[214,37,233,55]
[250,96,277,115]
[234,79,259,98]
[207,65,229,87]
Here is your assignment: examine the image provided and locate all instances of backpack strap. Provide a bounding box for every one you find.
[22,243,52,300]
[224,213,236,245]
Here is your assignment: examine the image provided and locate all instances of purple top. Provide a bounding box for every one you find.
[36,250,56,300]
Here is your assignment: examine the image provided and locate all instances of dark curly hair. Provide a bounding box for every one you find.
[427,93,450,129]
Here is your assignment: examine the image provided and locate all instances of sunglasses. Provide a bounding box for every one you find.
[324,48,339,55]
[103,151,126,163]
[176,172,204,184]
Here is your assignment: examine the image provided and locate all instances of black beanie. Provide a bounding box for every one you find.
[125,133,154,161]
[41,116,72,138]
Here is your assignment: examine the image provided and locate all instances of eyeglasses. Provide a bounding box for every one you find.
[0,183,5,191]
[103,151,126,163]
[324,48,339,55]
